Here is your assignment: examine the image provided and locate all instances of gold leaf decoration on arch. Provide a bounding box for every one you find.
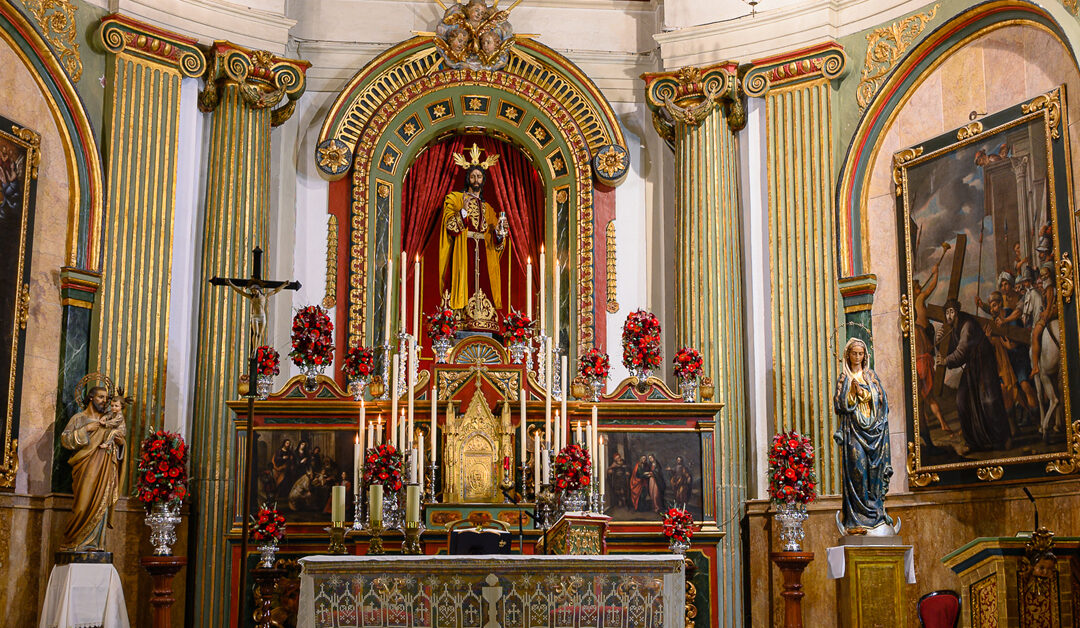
[21,0,82,82]
[856,4,939,112]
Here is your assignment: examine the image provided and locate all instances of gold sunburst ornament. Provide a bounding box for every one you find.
[452,142,500,170]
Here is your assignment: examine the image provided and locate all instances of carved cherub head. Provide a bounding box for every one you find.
[464,0,489,24]
[480,29,501,56]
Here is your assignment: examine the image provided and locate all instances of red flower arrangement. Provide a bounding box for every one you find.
[134,430,188,508]
[622,309,663,372]
[578,348,611,380]
[251,504,286,544]
[363,443,405,492]
[255,345,280,377]
[290,305,334,369]
[663,507,695,543]
[502,309,533,343]
[672,347,704,379]
[553,443,592,491]
[768,431,816,505]
[343,346,375,381]
[427,308,458,342]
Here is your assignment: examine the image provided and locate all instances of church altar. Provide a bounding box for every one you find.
[296,554,686,628]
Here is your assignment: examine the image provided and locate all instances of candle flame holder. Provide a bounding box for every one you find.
[402,522,424,554]
[327,523,348,555]
[366,522,385,555]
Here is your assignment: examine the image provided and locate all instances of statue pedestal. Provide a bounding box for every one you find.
[40,562,130,628]
[537,512,610,555]
[826,544,914,628]
[770,551,813,628]
[140,556,187,628]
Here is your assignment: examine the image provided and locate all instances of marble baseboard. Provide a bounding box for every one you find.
[0,493,189,628]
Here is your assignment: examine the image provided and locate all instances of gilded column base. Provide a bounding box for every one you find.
[836,546,911,628]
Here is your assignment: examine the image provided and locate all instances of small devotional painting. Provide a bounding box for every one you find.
[252,429,356,523]
[0,114,39,489]
[602,430,704,521]
[895,86,1080,486]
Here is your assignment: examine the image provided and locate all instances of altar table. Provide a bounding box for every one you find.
[297,554,685,628]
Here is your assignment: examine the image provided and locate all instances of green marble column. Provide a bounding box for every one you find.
[191,41,308,627]
[644,63,747,625]
[93,14,206,488]
[743,43,848,494]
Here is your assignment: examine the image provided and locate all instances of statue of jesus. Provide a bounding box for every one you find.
[438,144,508,312]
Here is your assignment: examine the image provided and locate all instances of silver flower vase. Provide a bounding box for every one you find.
[668,537,691,554]
[146,501,181,556]
[679,375,698,403]
[589,377,605,402]
[775,501,808,552]
[432,336,453,363]
[300,363,324,392]
[257,541,279,568]
[349,375,369,400]
[508,341,527,364]
[561,489,588,513]
[256,374,273,400]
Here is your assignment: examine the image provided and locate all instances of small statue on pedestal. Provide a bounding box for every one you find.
[833,338,898,537]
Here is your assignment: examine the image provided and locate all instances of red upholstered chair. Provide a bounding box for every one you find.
[918,590,960,628]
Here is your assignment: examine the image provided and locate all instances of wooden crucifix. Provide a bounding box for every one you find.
[208,246,300,613]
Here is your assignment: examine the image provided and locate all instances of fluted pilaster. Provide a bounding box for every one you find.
[643,62,746,625]
[93,14,205,489]
[190,41,308,627]
[744,43,848,495]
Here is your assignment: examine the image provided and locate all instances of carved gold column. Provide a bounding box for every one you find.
[190,41,308,627]
[93,15,205,488]
[643,63,747,625]
[743,43,848,494]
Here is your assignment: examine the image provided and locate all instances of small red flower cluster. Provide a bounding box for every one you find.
[343,346,375,380]
[290,305,334,369]
[427,308,458,342]
[363,443,405,492]
[254,345,280,377]
[663,507,695,543]
[134,430,188,507]
[578,348,611,379]
[502,309,534,343]
[553,443,592,491]
[672,347,704,379]
[768,431,816,505]
[622,310,662,372]
[251,505,286,543]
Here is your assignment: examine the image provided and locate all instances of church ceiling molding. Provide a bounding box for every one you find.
[834,0,1076,279]
[0,0,104,271]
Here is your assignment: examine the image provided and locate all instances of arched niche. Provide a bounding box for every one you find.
[315,37,629,362]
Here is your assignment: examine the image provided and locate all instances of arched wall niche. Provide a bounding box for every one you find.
[315,36,629,363]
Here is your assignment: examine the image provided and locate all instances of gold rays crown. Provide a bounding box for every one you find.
[452,142,500,170]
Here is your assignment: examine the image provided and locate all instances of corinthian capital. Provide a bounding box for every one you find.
[642,63,743,132]
[199,41,310,126]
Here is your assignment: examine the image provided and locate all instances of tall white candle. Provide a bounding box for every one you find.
[543,446,550,483]
[368,419,375,450]
[575,421,582,445]
[591,405,598,485]
[553,258,560,345]
[410,448,419,484]
[554,410,561,455]
[519,386,526,462]
[384,254,393,344]
[417,436,425,490]
[400,251,407,336]
[399,408,406,451]
[533,431,541,494]
[412,255,420,337]
[430,388,438,465]
[369,484,383,525]
[539,248,546,335]
[391,354,400,447]
[331,485,345,524]
[560,355,568,450]
[526,256,533,319]
[599,436,606,496]
[544,339,552,446]
[407,341,415,446]
[353,435,361,491]
[359,400,366,452]
[405,484,421,525]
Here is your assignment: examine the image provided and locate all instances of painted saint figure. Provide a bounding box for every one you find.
[833,338,896,535]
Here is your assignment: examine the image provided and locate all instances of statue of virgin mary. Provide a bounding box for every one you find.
[833,337,898,536]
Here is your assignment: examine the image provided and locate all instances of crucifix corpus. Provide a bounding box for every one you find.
[208,245,300,608]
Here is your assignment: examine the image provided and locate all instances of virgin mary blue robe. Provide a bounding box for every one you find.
[833,369,894,532]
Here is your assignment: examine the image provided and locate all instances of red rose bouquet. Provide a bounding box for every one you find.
[502,309,534,343]
[553,443,592,491]
[768,431,816,505]
[343,345,375,381]
[254,345,280,377]
[290,305,335,369]
[622,309,663,373]
[134,430,188,508]
[427,308,458,342]
[251,504,286,544]
[363,443,405,492]
[663,507,695,543]
[672,347,704,379]
[578,348,611,380]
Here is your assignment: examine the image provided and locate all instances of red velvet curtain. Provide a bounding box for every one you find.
[402,135,542,288]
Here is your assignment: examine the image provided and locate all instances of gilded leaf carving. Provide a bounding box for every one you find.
[857,4,939,112]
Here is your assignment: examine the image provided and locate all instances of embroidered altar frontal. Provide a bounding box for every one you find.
[297,554,685,628]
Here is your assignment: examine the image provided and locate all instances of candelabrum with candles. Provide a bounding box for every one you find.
[535,481,559,530]
[378,342,393,400]
[552,344,564,402]
[353,485,365,530]
[396,332,411,397]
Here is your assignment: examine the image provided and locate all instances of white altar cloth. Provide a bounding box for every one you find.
[298,553,685,628]
[825,545,916,583]
[39,563,130,628]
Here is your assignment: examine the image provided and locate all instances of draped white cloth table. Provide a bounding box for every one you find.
[38,563,130,628]
[298,554,685,628]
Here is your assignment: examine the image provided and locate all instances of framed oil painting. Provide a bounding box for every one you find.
[251,428,357,523]
[895,86,1080,487]
[601,430,705,522]
[0,115,39,489]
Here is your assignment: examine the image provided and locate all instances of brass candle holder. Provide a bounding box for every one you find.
[366,522,385,555]
[402,522,424,554]
[327,523,348,555]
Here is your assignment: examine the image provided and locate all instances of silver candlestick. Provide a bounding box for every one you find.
[552,344,564,401]
[353,483,365,530]
[425,462,438,503]
[520,462,532,502]
[378,341,393,400]
[396,332,411,397]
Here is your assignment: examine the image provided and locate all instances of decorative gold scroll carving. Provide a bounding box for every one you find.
[11,126,41,179]
[976,465,1004,482]
[22,0,82,82]
[907,442,939,487]
[1046,419,1080,475]
[892,147,923,197]
[323,215,338,309]
[956,121,984,140]
[857,5,939,112]
[1058,252,1074,303]
[0,438,17,488]
[16,284,30,330]
[898,293,911,338]
[1022,87,1062,140]
[605,220,618,314]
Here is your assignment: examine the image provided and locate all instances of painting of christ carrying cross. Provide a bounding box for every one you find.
[896,87,1079,486]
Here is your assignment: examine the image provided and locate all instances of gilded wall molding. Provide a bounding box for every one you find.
[21,0,81,82]
[98,13,205,76]
[322,214,338,309]
[199,41,309,127]
[856,4,939,112]
[743,42,848,98]
[605,220,617,314]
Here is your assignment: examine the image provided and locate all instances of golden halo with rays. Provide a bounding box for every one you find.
[829,321,875,366]
[74,372,114,402]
